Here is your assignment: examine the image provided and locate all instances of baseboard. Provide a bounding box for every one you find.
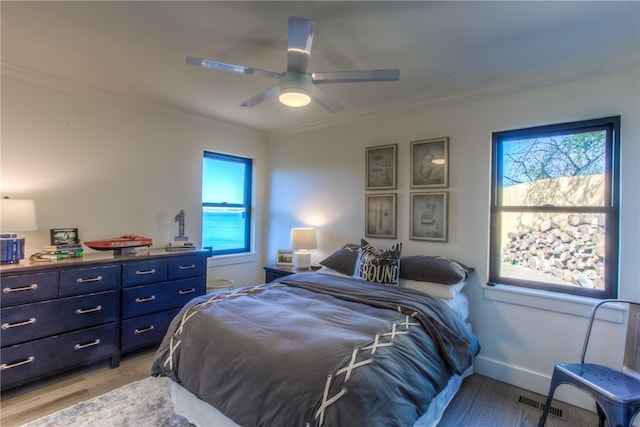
[473,355,597,412]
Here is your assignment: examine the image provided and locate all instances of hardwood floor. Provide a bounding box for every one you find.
[1,350,601,427]
[439,374,600,426]
[1,349,156,426]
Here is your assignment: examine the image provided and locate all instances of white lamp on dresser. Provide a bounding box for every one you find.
[290,227,317,270]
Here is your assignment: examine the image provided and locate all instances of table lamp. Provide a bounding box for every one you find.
[290,227,317,269]
[1,198,38,264]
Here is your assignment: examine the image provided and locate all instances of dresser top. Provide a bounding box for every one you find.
[0,248,212,274]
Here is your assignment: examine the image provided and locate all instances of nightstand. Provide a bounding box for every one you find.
[263,265,319,283]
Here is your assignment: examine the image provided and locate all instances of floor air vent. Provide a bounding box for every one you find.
[517,395,564,419]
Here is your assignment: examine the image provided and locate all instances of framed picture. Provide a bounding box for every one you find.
[410,192,448,242]
[50,228,79,246]
[411,137,449,188]
[366,144,397,190]
[365,193,397,239]
[276,249,294,266]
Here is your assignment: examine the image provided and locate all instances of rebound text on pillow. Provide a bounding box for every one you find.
[353,239,402,286]
[400,255,470,285]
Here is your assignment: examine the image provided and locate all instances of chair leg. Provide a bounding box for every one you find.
[538,383,558,427]
[596,399,639,427]
[595,403,605,427]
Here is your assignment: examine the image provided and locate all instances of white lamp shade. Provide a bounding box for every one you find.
[290,228,317,250]
[1,199,37,232]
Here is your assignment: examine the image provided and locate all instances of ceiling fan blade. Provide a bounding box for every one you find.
[310,86,344,113]
[240,85,280,108]
[186,56,281,80]
[287,17,316,74]
[311,69,400,84]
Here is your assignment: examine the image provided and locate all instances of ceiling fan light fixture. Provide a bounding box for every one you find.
[279,72,313,108]
[279,89,311,107]
[186,17,398,112]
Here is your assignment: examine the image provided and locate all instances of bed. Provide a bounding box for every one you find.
[151,243,480,426]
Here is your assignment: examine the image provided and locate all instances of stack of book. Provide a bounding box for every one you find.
[166,241,195,251]
[39,243,84,260]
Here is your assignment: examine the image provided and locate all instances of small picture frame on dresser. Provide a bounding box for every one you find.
[276,249,294,266]
[50,228,79,245]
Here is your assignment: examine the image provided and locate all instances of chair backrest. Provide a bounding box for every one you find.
[623,301,640,377]
[580,299,640,377]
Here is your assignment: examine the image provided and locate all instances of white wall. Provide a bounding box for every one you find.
[265,67,640,410]
[3,65,638,411]
[1,74,268,286]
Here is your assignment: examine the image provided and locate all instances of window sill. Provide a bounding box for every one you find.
[207,252,257,267]
[483,284,626,324]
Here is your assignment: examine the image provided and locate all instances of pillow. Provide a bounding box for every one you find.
[400,278,466,299]
[319,243,360,276]
[400,255,469,285]
[316,265,349,276]
[353,239,402,286]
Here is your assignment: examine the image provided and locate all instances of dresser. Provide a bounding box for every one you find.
[0,248,210,391]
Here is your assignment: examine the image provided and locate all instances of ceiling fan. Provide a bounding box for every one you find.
[186,16,400,113]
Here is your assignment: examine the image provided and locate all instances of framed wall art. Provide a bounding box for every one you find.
[366,144,397,190]
[410,192,448,242]
[276,249,294,266]
[365,193,397,239]
[410,137,449,188]
[50,228,79,246]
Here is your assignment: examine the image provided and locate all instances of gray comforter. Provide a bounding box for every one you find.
[151,273,480,427]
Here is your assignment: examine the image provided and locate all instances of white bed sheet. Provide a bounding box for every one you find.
[170,366,473,427]
[168,290,472,426]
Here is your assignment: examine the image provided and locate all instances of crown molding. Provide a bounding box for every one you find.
[1,62,265,139]
[267,60,639,139]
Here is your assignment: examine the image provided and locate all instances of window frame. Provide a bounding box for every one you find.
[489,116,620,299]
[202,151,252,256]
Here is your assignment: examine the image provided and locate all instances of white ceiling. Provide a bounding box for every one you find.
[2,1,639,134]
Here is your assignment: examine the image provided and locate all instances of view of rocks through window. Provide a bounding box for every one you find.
[500,173,606,290]
[502,211,605,289]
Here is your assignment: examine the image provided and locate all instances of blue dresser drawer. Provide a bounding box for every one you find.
[59,265,120,297]
[1,291,117,347]
[122,260,167,288]
[121,277,203,319]
[168,255,206,280]
[1,272,58,307]
[1,323,117,390]
[120,308,180,353]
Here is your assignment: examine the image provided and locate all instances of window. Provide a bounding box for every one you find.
[202,151,252,255]
[490,116,620,298]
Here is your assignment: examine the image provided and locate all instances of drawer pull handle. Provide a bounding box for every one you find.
[2,318,36,329]
[0,356,35,371]
[76,275,103,284]
[179,288,196,295]
[135,295,156,303]
[135,269,156,276]
[76,305,103,315]
[178,264,196,270]
[134,325,155,334]
[3,284,38,293]
[74,339,101,350]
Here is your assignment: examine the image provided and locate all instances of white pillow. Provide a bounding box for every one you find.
[400,278,466,299]
[319,266,466,300]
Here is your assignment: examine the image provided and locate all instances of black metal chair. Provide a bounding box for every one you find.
[538,299,640,427]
